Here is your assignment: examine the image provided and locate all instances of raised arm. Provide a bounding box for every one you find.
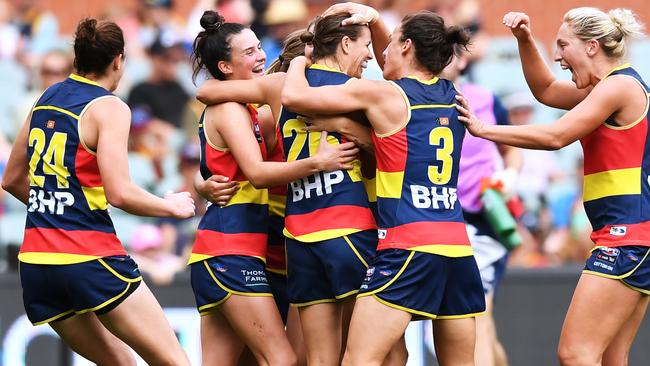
[503,12,590,110]
[91,98,195,218]
[211,102,359,188]
[322,2,390,69]
[1,114,32,203]
[456,77,631,150]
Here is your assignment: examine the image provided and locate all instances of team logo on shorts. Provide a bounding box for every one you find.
[366,267,375,277]
[628,254,639,262]
[379,270,392,276]
[215,264,228,273]
[377,230,387,239]
[600,248,620,257]
[609,226,627,236]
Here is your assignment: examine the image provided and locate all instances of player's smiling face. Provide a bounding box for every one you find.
[346,26,373,78]
[221,28,266,80]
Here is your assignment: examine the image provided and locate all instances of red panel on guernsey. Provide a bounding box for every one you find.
[378,221,470,250]
[581,118,648,175]
[74,144,103,187]
[193,230,267,257]
[204,145,244,181]
[22,227,125,256]
[373,129,408,172]
[284,205,377,237]
[590,221,650,247]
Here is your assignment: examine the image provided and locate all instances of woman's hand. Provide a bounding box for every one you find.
[312,131,359,171]
[194,174,239,206]
[301,115,345,134]
[322,2,379,26]
[163,191,196,218]
[455,93,485,137]
[502,12,532,41]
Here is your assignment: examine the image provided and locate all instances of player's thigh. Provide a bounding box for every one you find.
[50,312,135,366]
[98,282,189,366]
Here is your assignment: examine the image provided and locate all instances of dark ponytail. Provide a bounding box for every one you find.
[73,18,124,75]
[400,11,470,74]
[191,10,246,83]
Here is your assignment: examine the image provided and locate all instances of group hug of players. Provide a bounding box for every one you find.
[2,1,650,365]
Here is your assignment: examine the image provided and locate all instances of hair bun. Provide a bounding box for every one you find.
[76,18,98,42]
[200,10,225,32]
[445,25,471,47]
[299,31,314,44]
[608,8,645,39]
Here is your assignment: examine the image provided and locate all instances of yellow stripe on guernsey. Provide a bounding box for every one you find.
[583,167,641,202]
[410,245,474,257]
[225,180,268,207]
[82,186,108,210]
[268,194,285,217]
[32,106,79,120]
[18,252,101,264]
[376,171,404,199]
[283,228,363,242]
[363,176,376,203]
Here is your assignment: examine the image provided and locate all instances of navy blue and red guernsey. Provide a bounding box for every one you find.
[266,125,288,273]
[19,74,125,265]
[581,64,650,248]
[371,76,472,257]
[278,64,376,242]
[189,105,269,264]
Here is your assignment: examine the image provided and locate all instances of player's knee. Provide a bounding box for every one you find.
[95,351,136,366]
[266,347,297,366]
[557,344,599,366]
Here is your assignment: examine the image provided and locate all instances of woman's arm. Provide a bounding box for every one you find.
[282,56,407,135]
[196,73,284,111]
[456,77,627,150]
[503,12,590,110]
[211,102,359,189]
[322,2,390,69]
[304,114,374,153]
[1,114,32,204]
[91,98,195,218]
[282,56,383,115]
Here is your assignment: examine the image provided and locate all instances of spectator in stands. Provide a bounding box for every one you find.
[10,49,72,141]
[260,0,307,67]
[0,0,20,61]
[129,223,185,286]
[11,0,60,67]
[127,35,190,129]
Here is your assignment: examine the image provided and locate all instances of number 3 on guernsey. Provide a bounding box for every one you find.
[428,126,453,185]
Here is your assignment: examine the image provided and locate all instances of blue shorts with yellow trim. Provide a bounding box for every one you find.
[268,271,289,323]
[20,255,142,325]
[358,249,485,320]
[584,246,650,294]
[190,255,273,315]
[286,229,376,307]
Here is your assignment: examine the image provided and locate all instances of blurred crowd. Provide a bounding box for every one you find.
[0,0,625,282]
